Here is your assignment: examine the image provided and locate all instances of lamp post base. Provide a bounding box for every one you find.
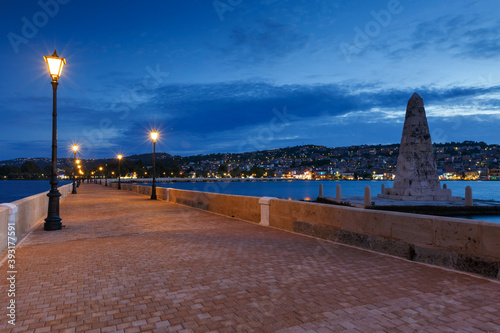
[44,216,62,231]
[151,184,157,200]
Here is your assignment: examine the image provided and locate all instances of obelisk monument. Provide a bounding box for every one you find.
[379,93,460,201]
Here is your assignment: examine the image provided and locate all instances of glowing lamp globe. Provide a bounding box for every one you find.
[43,50,66,81]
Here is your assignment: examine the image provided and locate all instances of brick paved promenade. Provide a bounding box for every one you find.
[1,184,499,332]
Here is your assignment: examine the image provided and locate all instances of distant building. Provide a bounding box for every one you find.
[464,171,479,180]
[313,169,328,179]
[488,167,500,180]
[342,171,355,180]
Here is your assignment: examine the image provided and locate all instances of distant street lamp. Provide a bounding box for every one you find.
[43,50,66,231]
[99,166,103,184]
[72,145,78,194]
[150,131,158,200]
[76,160,81,187]
[117,154,123,190]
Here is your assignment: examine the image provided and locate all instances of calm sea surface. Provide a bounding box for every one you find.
[1,179,499,222]
[0,180,71,203]
[153,180,500,202]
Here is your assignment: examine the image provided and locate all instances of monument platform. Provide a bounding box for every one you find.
[378,190,462,202]
[1,184,499,332]
[320,195,500,219]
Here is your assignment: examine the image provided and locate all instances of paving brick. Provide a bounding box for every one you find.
[0,184,499,332]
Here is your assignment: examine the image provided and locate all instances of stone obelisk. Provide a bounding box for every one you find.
[379,93,459,201]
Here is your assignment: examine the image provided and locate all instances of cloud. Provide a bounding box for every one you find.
[386,14,500,60]
[131,81,500,135]
[3,79,500,159]
[222,19,309,64]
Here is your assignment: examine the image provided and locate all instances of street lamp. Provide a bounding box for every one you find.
[117,154,123,189]
[43,50,66,231]
[150,131,158,200]
[76,160,81,187]
[99,166,103,184]
[72,145,78,194]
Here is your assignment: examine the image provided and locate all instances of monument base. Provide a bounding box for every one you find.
[378,187,462,201]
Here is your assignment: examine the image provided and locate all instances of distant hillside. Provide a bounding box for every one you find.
[126,152,173,164]
[1,141,497,167]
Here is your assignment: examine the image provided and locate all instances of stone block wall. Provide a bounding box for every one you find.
[169,188,261,223]
[111,183,260,223]
[0,183,73,255]
[0,207,9,255]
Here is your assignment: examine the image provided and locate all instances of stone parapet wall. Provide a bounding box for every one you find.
[111,182,261,223]
[0,183,73,255]
[169,188,261,223]
[0,207,9,256]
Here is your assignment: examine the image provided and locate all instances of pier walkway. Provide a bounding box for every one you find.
[1,184,499,332]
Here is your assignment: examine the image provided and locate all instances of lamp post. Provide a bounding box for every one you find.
[72,145,78,194]
[150,131,158,200]
[43,50,66,231]
[99,167,103,184]
[117,154,122,189]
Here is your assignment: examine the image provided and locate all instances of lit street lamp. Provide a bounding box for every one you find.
[117,154,123,190]
[150,131,158,200]
[72,145,78,194]
[43,50,66,231]
[99,166,103,185]
[76,160,81,187]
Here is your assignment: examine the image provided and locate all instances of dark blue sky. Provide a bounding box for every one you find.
[1,0,499,160]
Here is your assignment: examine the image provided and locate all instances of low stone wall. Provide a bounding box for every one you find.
[169,188,261,223]
[0,183,73,254]
[113,184,500,279]
[110,183,260,223]
[0,207,9,256]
